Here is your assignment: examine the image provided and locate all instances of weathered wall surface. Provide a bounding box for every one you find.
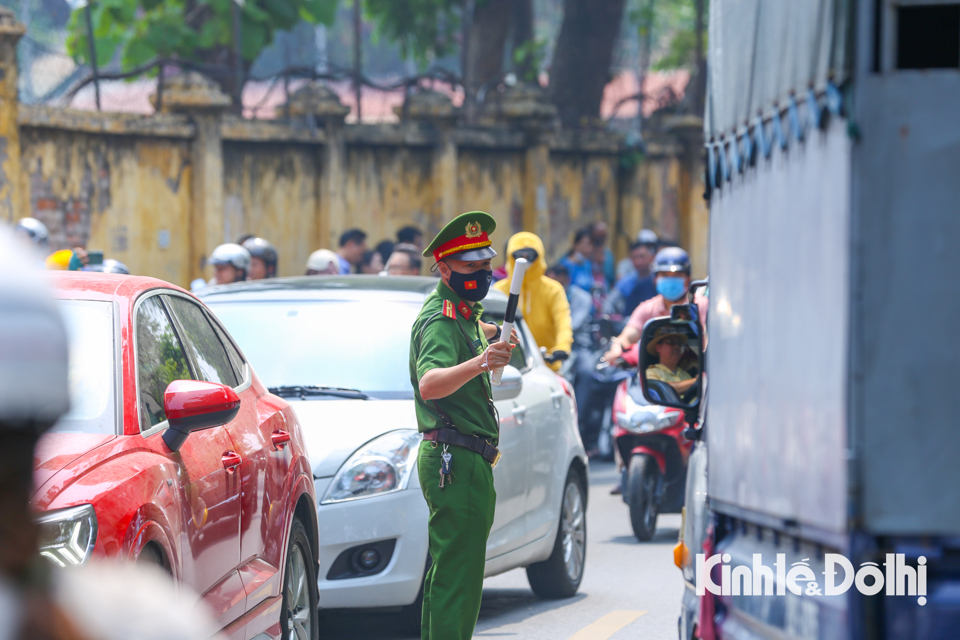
[8,102,705,287]
[19,119,195,285]
[223,142,320,277]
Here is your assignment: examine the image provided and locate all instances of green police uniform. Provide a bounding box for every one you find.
[410,211,500,640]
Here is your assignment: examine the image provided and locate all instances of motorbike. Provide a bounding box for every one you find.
[566,316,624,459]
[612,347,693,541]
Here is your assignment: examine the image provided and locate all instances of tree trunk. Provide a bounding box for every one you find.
[463,0,513,123]
[685,0,707,117]
[550,0,627,128]
[636,0,655,132]
[512,0,535,80]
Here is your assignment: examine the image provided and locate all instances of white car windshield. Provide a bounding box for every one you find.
[51,299,117,434]
[207,299,422,400]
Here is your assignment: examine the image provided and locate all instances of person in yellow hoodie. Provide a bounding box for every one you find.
[494,232,573,371]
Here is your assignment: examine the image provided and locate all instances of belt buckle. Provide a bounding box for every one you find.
[491,450,502,469]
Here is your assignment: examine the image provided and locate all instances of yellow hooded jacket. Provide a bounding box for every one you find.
[494,232,573,371]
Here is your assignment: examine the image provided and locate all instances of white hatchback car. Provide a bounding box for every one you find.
[198,276,588,630]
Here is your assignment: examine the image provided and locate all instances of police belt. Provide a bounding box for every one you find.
[423,428,500,466]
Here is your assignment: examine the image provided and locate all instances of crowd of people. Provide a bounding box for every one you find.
[13,213,699,456]
[195,224,428,288]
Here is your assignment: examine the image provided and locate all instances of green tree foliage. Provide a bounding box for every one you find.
[66,0,337,74]
[363,0,461,67]
[628,0,706,72]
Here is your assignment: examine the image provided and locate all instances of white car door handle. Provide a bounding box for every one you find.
[550,391,564,409]
[512,405,527,425]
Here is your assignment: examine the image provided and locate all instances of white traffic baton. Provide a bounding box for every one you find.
[491,257,530,385]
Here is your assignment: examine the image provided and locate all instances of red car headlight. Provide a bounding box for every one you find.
[37,504,98,567]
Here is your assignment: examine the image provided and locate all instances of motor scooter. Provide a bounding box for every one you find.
[563,316,623,459]
[613,346,692,541]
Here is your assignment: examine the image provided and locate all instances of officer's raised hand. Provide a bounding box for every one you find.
[481,340,515,372]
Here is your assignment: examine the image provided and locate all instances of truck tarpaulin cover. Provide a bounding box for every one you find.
[705,0,851,140]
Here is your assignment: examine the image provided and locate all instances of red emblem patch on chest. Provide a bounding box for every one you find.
[457,302,472,319]
[464,280,478,290]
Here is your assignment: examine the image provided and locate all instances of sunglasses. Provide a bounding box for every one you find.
[661,337,684,347]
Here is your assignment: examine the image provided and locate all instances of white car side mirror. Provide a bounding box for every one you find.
[492,365,523,402]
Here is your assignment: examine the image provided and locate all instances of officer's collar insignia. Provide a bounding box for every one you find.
[442,300,456,319]
[465,222,482,238]
[457,301,472,319]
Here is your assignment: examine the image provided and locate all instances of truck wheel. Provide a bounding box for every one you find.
[281,517,319,640]
[526,470,587,599]
[628,455,659,541]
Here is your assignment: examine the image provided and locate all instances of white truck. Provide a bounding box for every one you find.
[639,1,960,638]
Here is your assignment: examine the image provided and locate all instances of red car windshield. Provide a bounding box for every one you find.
[51,299,117,435]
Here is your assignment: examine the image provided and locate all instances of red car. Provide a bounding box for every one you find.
[33,273,319,640]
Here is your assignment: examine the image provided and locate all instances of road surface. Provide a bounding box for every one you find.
[318,460,684,639]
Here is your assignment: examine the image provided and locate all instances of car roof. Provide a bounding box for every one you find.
[48,272,189,301]
[196,275,510,314]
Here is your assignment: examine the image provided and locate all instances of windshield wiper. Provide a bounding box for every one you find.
[268,385,370,400]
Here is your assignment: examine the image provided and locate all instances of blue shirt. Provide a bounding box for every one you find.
[337,254,352,275]
[559,255,595,293]
[616,273,657,315]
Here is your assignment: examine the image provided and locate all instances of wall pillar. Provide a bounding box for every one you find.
[154,72,230,282]
[0,9,25,224]
[398,90,460,235]
[499,84,558,238]
[286,82,349,250]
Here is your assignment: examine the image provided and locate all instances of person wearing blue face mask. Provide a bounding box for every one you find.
[604,246,707,363]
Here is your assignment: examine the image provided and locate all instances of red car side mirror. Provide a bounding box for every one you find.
[162,380,240,452]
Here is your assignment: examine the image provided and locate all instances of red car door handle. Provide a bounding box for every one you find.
[221,451,242,471]
[271,430,291,450]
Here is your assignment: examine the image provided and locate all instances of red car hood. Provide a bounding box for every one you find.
[33,433,117,497]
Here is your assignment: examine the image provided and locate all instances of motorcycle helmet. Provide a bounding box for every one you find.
[652,247,691,275]
[209,243,251,271]
[242,237,278,278]
[15,217,50,249]
[84,259,130,275]
[0,229,69,431]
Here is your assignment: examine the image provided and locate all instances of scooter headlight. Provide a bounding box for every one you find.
[616,404,680,434]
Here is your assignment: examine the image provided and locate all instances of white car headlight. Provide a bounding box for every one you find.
[322,430,422,504]
[37,504,98,567]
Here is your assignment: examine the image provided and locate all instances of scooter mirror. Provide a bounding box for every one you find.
[637,308,703,411]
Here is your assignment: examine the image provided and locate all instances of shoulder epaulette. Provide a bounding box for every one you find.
[442,300,456,319]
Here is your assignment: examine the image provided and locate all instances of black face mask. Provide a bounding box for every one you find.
[448,268,492,302]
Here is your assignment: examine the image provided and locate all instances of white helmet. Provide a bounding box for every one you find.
[637,228,659,245]
[0,229,69,430]
[15,217,50,248]
[306,249,339,274]
[209,243,251,272]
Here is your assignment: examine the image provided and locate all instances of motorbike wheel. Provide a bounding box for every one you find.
[628,454,659,541]
[596,407,615,461]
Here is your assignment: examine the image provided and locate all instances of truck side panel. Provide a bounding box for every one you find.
[852,70,960,535]
[708,119,851,534]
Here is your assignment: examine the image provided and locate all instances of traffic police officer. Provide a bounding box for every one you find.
[410,211,515,640]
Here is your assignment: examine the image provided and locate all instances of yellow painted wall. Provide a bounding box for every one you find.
[456,149,525,262]
[14,116,706,288]
[20,127,193,285]
[223,142,319,277]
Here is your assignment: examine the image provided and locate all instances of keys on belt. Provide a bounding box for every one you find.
[423,428,501,468]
